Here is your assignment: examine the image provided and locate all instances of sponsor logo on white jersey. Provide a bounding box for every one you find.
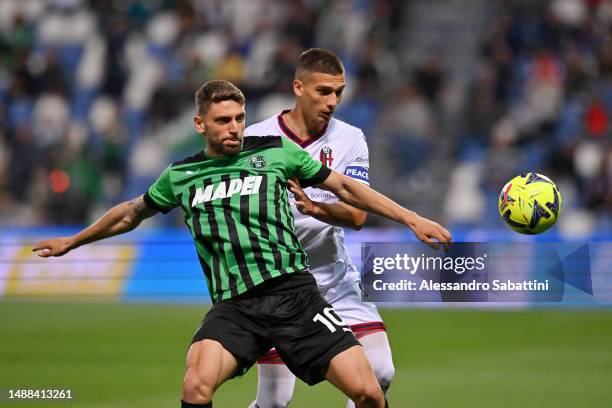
[344,166,369,183]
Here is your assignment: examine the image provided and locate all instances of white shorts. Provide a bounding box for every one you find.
[322,275,385,338]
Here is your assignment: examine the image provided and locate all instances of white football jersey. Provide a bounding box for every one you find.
[245,110,370,290]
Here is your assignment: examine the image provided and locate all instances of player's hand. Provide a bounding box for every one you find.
[287,178,318,216]
[409,215,452,252]
[32,237,73,257]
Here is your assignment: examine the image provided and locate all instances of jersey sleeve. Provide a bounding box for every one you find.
[343,132,370,185]
[282,138,331,187]
[143,166,177,214]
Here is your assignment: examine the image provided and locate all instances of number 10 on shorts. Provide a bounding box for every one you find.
[313,307,352,333]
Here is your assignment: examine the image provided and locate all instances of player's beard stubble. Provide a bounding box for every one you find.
[205,133,243,157]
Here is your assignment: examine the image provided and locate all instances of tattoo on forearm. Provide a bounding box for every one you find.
[127,196,149,217]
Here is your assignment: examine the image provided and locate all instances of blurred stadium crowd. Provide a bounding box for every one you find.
[0,0,609,237]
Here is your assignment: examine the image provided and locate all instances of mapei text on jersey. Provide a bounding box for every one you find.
[191,176,263,206]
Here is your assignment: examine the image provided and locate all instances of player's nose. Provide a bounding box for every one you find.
[228,119,239,132]
[326,96,338,111]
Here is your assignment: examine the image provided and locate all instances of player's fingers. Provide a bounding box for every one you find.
[428,227,451,252]
[35,248,52,258]
[437,231,449,246]
[288,183,304,197]
[287,179,303,192]
[32,241,47,252]
[291,191,306,203]
[420,235,440,251]
[430,230,450,252]
[290,177,302,187]
[440,238,450,253]
[441,228,453,242]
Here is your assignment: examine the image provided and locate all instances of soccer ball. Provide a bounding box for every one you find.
[498,172,563,234]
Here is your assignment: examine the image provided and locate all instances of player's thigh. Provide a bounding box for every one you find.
[325,344,380,398]
[185,339,239,390]
[190,301,272,379]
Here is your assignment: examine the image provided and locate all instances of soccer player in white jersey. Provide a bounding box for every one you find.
[245,48,394,407]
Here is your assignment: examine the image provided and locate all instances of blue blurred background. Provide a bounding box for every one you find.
[1,0,610,230]
[0,0,610,300]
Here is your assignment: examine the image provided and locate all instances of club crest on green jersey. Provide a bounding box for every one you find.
[249,155,267,169]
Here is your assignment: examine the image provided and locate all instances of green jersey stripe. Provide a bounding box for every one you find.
[258,175,282,272]
[287,195,307,268]
[196,181,223,302]
[214,176,240,298]
[195,253,213,296]
[189,184,220,300]
[203,174,239,299]
[278,184,300,270]
[201,179,231,302]
[280,181,297,262]
[220,174,255,291]
[239,171,271,281]
[272,180,291,273]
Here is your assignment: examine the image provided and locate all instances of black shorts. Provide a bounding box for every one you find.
[191,287,360,385]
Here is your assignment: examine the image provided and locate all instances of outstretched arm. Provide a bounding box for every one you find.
[312,171,452,250]
[33,195,158,257]
[288,178,367,230]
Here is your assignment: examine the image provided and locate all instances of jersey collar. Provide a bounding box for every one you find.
[277,109,329,148]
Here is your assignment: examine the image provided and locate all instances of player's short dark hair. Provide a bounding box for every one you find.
[195,80,245,115]
[296,48,345,78]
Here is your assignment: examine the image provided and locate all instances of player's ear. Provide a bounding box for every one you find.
[293,79,303,97]
[194,114,205,133]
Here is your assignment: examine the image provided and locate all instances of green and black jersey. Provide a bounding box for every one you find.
[143,136,331,302]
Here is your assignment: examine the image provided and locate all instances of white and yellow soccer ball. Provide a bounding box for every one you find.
[498,172,563,234]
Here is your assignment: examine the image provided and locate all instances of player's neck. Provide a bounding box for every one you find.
[284,108,326,141]
[205,147,221,158]
[205,145,225,158]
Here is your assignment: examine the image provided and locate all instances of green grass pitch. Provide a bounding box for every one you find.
[1,302,611,407]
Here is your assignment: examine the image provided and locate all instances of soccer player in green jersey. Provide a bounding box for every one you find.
[33,80,451,408]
